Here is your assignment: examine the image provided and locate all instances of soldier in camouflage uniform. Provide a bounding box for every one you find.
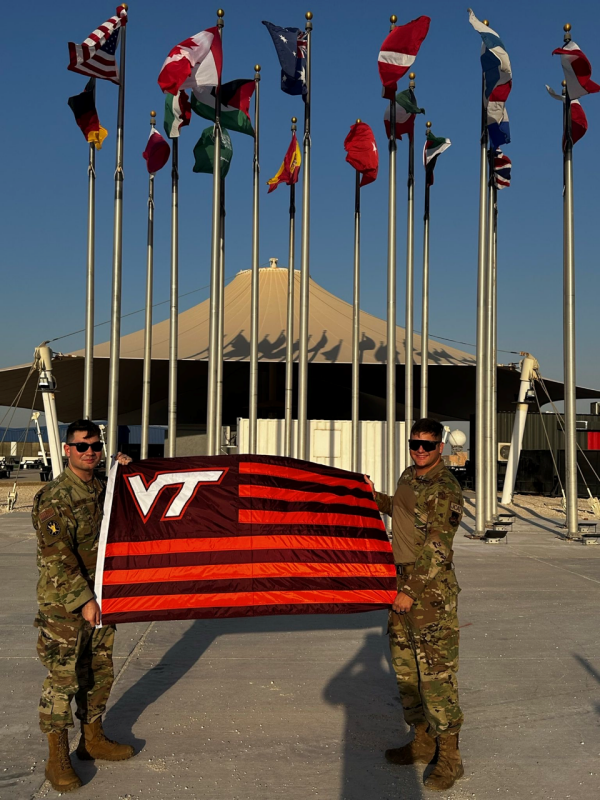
[32,419,135,793]
[365,418,464,791]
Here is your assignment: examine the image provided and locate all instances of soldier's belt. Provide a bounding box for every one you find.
[396,563,453,575]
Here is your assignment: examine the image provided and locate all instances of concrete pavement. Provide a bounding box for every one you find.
[1,501,600,800]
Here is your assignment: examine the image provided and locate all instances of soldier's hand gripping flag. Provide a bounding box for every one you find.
[344,122,378,186]
[267,133,301,193]
[68,6,128,84]
[378,16,430,100]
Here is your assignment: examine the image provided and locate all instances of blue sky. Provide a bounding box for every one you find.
[2,0,599,424]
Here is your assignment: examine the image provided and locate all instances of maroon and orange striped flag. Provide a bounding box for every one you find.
[95,455,396,624]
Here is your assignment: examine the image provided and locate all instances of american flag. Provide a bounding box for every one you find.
[95,455,396,624]
[68,6,127,84]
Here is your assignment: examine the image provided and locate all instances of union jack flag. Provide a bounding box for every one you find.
[68,5,128,84]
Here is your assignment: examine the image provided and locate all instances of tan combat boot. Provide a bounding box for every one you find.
[45,730,83,793]
[385,723,437,765]
[76,718,135,761]
[423,732,464,791]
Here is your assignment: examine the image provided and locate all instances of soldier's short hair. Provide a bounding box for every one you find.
[411,418,443,441]
[66,419,101,443]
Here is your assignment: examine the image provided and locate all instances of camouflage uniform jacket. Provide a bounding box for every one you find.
[375,461,463,601]
[32,468,105,614]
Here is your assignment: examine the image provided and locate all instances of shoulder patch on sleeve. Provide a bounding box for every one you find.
[38,507,56,524]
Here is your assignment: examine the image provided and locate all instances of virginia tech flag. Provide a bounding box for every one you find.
[267,133,301,193]
[95,455,395,624]
[344,122,378,186]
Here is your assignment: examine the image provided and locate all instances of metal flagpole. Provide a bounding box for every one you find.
[351,127,361,473]
[420,121,431,419]
[491,183,499,518]
[141,111,156,461]
[83,141,96,420]
[561,24,578,537]
[475,67,489,537]
[249,65,261,454]
[386,14,398,496]
[404,72,416,463]
[284,117,298,457]
[215,180,225,452]
[297,11,313,461]
[106,6,128,459]
[206,9,225,456]
[484,146,495,523]
[167,136,179,457]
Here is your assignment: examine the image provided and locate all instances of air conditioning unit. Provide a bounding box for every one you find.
[498,442,511,462]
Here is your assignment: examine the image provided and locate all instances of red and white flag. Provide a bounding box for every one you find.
[95,455,395,624]
[142,129,170,174]
[67,5,128,84]
[552,41,600,100]
[378,16,430,100]
[546,87,589,146]
[344,122,379,186]
[158,27,223,96]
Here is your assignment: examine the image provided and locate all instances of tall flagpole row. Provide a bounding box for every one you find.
[405,71,416,462]
[140,110,156,461]
[106,8,128,458]
[206,8,225,456]
[215,180,225,451]
[491,184,498,518]
[167,136,179,457]
[351,139,361,473]
[297,11,313,461]
[83,142,96,420]
[475,71,488,536]
[249,65,261,454]
[420,120,432,419]
[484,146,495,523]
[284,117,297,458]
[561,24,578,537]
[386,14,398,496]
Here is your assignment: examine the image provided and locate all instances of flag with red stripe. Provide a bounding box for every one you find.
[67,6,127,84]
[95,455,396,624]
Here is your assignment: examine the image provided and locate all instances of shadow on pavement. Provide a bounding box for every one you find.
[323,631,424,800]
[573,654,600,716]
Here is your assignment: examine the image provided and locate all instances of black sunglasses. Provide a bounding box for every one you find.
[67,441,103,453]
[408,439,441,453]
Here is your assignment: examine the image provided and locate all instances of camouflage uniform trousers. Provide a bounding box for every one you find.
[388,574,463,737]
[35,607,116,733]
